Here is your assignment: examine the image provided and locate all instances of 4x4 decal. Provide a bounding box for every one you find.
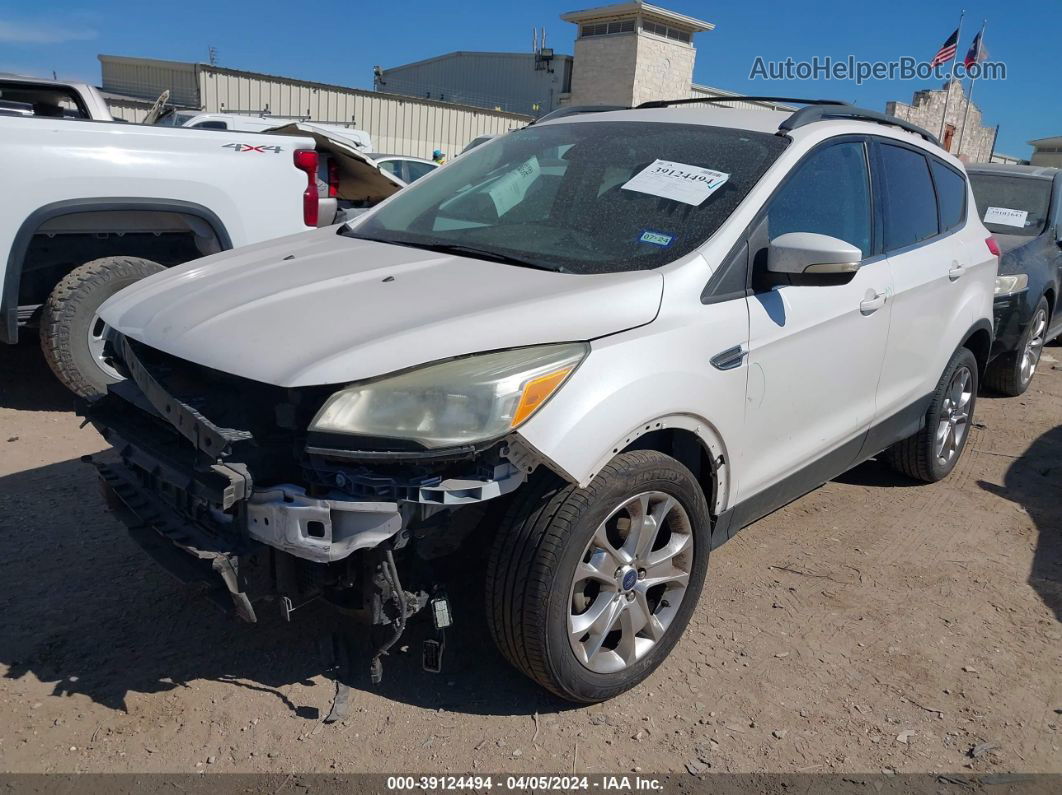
[222,143,283,153]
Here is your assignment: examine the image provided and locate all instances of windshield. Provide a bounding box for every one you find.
[969,173,1053,237]
[343,121,788,274]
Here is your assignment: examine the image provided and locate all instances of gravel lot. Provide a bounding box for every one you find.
[0,337,1059,775]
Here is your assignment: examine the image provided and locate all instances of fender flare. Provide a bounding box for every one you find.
[582,412,732,516]
[2,198,232,344]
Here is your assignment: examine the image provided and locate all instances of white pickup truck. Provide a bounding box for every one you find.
[1,80,402,397]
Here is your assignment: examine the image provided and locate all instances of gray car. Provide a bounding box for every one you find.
[968,163,1062,395]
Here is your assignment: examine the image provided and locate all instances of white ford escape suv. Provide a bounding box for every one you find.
[86,99,996,704]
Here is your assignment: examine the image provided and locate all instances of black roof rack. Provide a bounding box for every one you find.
[532,105,630,124]
[537,97,941,148]
[780,104,940,146]
[636,96,846,110]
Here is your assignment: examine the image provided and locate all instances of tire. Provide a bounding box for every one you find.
[485,450,711,703]
[984,297,1050,396]
[40,256,165,398]
[885,347,979,483]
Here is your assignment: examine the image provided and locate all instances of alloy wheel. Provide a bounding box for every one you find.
[1019,308,1048,387]
[568,491,693,674]
[934,365,973,465]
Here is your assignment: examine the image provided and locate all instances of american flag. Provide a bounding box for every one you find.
[930,28,959,68]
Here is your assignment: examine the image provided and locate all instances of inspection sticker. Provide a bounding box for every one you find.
[621,159,730,206]
[983,206,1028,228]
[638,230,674,247]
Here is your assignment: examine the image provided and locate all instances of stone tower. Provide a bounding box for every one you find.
[561,2,714,107]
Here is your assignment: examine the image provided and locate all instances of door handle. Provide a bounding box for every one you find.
[710,345,746,370]
[859,291,886,315]
[948,263,966,281]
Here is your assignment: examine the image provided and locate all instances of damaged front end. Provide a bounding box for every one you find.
[81,335,535,682]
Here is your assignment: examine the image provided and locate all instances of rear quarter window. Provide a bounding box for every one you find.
[879,143,940,251]
[931,160,967,232]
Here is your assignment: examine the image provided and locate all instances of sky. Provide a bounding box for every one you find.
[1,0,1057,157]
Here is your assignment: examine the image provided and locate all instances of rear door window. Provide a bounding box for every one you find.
[931,160,967,232]
[404,161,437,182]
[879,143,940,251]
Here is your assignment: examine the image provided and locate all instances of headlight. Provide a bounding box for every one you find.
[309,343,588,448]
[994,274,1028,296]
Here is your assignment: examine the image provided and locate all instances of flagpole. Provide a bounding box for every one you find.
[957,20,987,157]
[939,10,965,143]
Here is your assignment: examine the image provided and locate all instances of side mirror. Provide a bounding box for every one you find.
[768,232,863,275]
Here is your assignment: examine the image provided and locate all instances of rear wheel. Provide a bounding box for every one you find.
[885,347,978,483]
[40,256,165,398]
[485,450,711,702]
[985,297,1049,396]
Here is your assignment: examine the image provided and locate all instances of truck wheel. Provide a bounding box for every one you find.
[885,347,978,483]
[485,450,711,702]
[984,298,1049,396]
[40,256,164,398]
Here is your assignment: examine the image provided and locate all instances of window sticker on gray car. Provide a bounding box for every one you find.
[621,159,729,206]
[983,206,1028,228]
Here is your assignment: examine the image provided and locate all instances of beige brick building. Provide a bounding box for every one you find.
[561,2,710,107]
[886,81,996,163]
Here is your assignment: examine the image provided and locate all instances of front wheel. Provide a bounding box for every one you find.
[885,347,979,483]
[485,450,711,703]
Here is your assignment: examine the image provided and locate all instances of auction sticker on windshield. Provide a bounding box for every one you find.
[621,159,729,206]
[983,206,1028,228]
[489,156,541,216]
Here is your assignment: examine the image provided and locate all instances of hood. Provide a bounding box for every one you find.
[99,228,663,387]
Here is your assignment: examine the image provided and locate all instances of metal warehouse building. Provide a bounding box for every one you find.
[98,55,530,158]
[376,51,575,117]
[376,2,795,118]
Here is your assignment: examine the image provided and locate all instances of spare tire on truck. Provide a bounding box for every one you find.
[40,256,165,398]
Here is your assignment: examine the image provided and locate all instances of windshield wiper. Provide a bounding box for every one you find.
[416,242,560,271]
[347,233,561,272]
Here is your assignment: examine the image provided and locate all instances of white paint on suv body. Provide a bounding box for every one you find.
[99,106,996,516]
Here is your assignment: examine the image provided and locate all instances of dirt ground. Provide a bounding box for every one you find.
[0,336,1059,777]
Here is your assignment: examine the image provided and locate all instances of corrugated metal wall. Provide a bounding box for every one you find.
[688,83,795,111]
[380,52,574,117]
[196,66,530,157]
[99,55,200,107]
[98,56,531,157]
[106,99,151,123]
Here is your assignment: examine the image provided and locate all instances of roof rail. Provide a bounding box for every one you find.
[780,104,941,146]
[636,96,847,110]
[532,105,629,124]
